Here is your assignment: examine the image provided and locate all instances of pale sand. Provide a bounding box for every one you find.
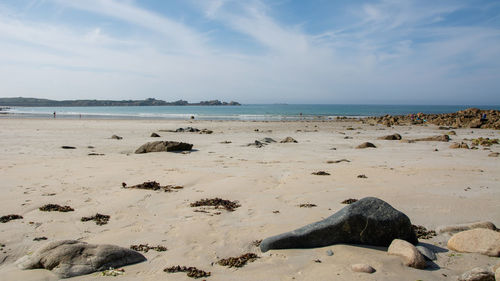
[0,118,499,280]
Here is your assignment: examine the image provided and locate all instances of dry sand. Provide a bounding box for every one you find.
[0,118,499,280]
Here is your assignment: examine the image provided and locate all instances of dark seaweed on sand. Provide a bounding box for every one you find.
[81,213,110,225]
[341,198,358,204]
[130,244,167,253]
[164,265,211,279]
[412,225,437,239]
[39,204,74,212]
[190,198,240,211]
[299,203,317,208]
[312,171,330,175]
[122,181,183,192]
[217,253,259,268]
[0,214,23,223]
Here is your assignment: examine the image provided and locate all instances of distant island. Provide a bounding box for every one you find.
[0,97,241,107]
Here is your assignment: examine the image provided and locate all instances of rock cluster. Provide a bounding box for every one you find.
[364,108,500,129]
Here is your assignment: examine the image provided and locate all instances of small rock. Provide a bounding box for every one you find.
[351,263,375,273]
[150,133,160,137]
[448,130,457,135]
[437,221,497,234]
[326,249,334,256]
[312,171,330,176]
[458,267,495,281]
[280,137,298,143]
[449,142,469,149]
[111,135,122,140]
[61,146,76,149]
[356,142,376,149]
[377,133,402,140]
[135,141,193,153]
[447,228,500,256]
[387,239,426,269]
[416,245,436,261]
[488,152,499,157]
[413,135,450,142]
[357,174,367,178]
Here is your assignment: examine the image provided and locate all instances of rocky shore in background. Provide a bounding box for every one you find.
[363,108,500,129]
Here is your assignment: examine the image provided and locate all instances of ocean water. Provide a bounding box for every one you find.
[4,104,500,121]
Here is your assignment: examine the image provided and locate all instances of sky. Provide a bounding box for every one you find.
[0,0,499,104]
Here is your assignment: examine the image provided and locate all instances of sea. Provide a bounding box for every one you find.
[3,104,500,121]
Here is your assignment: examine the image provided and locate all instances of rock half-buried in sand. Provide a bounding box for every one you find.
[377,133,402,140]
[135,141,193,153]
[260,197,417,252]
[15,240,146,278]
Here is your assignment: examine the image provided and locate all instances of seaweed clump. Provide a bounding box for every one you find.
[130,244,167,253]
[412,225,437,239]
[39,204,74,212]
[312,171,330,175]
[0,214,23,223]
[81,213,110,225]
[122,181,183,192]
[217,253,259,268]
[341,198,358,204]
[299,203,317,208]
[164,266,211,279]
[190,198,240,211]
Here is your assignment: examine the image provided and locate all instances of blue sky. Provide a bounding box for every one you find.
[0,0,499,104]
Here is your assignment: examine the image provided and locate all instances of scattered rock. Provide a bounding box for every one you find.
[412,135,450,142]
[458,267,495,281]
[130,244,167,253]
[299,203,317,208]
[135,141,193,153]
[251,240,262,247]
[150,132,160,137]
[437,221,497,234]
[0,214,23,223]
[377,133,402,140]
[488,152,499,157]
[448,130,457,135]
[447,228,500,256]
[351,263,375,273]
[88,153,104,156]
[357,174,367,178]
[387,239,426,269]
[122,181,183,192]
[164,266,210,279]
[15,240,146,278]
[162,127,213,134]
[111,135,122,140]
[280,137,298,143]
[412,225,437,239]
[100,268,125,277]
[326,249,334,256]
[416,245,437,261]
[217,253,259,268]
[33,237,47,241]
[190,198,240,211]
[260,197,417,252]
[400,139,415,143]
[449,142,469,149]
[220,141,232,144]
[39,204,74,212]
[472,138,499,146]
[326,159,350,164]
[61,146,76,149]
[341,198,358,204]
[81,213,110,225]
[356,142,376,149]
[312,171,330,175]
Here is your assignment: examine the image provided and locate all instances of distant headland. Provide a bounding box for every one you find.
[0,97,241,107]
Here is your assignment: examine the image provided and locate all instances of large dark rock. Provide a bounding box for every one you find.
[16,240,146,278]
[260,197,417,252]
[135,141,193,153]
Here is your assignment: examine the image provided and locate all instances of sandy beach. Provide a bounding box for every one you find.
[0,118,499,280]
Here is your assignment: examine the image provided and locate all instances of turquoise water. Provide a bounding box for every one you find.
[5,104,500,120]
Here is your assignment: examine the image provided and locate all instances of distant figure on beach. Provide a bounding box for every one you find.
[53,111,56,118]
[79,114,82,119]
[481,113,487,121]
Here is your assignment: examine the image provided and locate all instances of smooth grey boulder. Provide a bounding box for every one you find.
[135,141,193,153]
[260,197,417,252]
[416,245,437,261]
[16,240,146,278]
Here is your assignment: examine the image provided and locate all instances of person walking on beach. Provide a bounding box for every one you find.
[53,111,56,118]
